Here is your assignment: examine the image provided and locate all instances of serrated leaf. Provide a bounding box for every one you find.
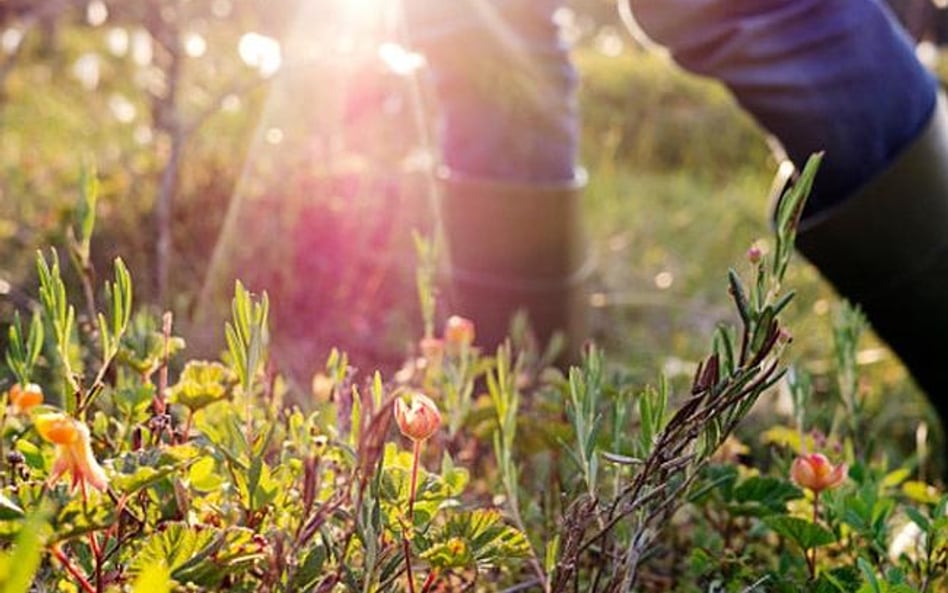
[733,476,803,508]
[421,509,530,571]
[134,523,259,588]
[765,515,836,549]
[111,465,178,496]
[132,561,171,593]
[168,361,232,412]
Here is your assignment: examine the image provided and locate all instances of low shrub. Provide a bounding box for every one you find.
[0,157,945,592]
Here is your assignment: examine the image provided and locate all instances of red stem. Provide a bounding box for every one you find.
[408,439,421,520]
[87,532,103,593]
[420,569,439,593]
[403,439,423,593]
[51,546,96,593]
[807,491,821,580]
[182,409,194,444]
[402,536,416,593]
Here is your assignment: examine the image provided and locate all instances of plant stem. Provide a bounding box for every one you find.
[51,545,96,593]
[419,569,438,593]
[403,438,423,593]
[182,409,194,445]
[402,537,416,593]
[807,492,821,580]
[409,439,421,519]
[88,532,103,593]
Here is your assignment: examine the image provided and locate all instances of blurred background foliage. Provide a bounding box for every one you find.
[0,0,942,454]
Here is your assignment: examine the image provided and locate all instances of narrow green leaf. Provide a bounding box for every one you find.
[728,269,752,324]
[0,511,48,593]
[0,494,24,520]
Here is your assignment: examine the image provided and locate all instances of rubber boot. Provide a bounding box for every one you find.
[796,93,948,435]
[440,170,592,359]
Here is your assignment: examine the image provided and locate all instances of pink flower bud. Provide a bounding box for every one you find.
[444,316,475,349]
[790,453,846,494]
[747,244,763,264]
[393,393,441,442]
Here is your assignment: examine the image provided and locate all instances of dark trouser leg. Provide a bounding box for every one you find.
[404,1,590,353]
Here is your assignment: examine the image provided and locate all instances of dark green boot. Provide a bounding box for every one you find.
[796,94,948,438]
[439,170,592,358]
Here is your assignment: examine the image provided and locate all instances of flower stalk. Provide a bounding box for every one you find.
[393,392,442,593]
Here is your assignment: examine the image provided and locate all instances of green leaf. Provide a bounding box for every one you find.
[0,493,24,520]
[15,440,44,471]
[902,481,941,505]
[188,456,224,492]
[111,464,178,496]
[727,268,752,324]
[0,512,48,593]
[132,561,172,593]
[882,468,911,489]
[857,557,881,593]
[765,515,836,549]
[168,361,233,412]
[114,383,156,419]
[135,522,260,588]
[903,506,930,533]
[421,509,530,571]
[731,476,803,515]
[290,544,327,591]
[814,566,862,593]
[76,162,99,250]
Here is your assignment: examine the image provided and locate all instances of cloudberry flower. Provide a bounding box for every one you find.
[444,316,475,349]
[394,393,441,442]
[35,413,109,494]
[790,453,846,494]
[7,383,43,414]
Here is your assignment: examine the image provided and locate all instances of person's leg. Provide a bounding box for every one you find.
[403,0,578,182]
[404,0,590,353]
[628,0,948,433]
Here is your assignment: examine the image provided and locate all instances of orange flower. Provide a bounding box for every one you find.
[394,393,441,442]
[7,383,43,414]
[444,316,475,349]
[35,413,108,494]
[790,453,847,494]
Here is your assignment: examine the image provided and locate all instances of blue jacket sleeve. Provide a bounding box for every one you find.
[628,0,937,212]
